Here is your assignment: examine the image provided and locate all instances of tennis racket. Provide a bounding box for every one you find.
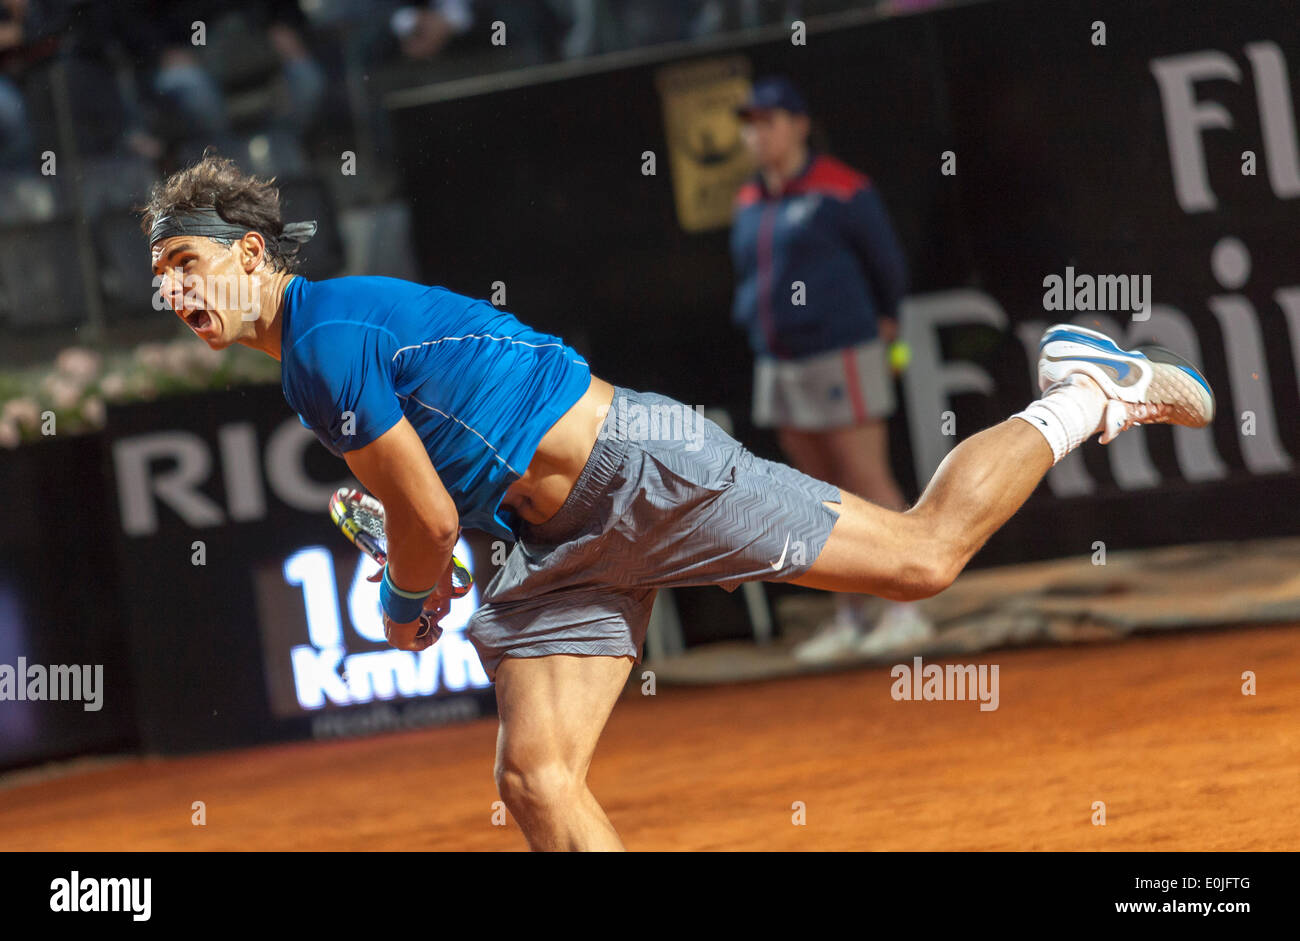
[328,487,472,640]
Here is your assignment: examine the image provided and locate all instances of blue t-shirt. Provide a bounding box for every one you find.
[279,276,591,540]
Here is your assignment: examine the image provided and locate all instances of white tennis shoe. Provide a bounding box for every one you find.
[1037,324,1216,444]
[856,602,936,658]
[791,611,864,663]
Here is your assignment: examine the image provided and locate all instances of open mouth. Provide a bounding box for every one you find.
[185,309,214,333]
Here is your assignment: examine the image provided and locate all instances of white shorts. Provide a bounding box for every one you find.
[753,339,896,430]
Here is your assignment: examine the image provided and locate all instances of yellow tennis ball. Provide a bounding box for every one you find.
[889,340,911,372]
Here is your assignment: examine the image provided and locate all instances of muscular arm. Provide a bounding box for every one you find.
[343,416,460,610]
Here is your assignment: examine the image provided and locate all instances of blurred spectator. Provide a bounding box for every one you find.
[0,75,33,168]
[559,0,694,57]
[263,0,328,133]
[729,76,934,662]
[13,1,326,162]
[16,0,173,158]
[342,0,474,68]
[389,0,474,60]
[687,0,803,38]
[690,0,879,37]
[554,0,872,61]
[147,1,328,145]
[361,1,563,66]
[149,50,225,144]
[0,0,35,169]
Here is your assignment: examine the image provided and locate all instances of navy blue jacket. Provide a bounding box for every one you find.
[729,153,907,360]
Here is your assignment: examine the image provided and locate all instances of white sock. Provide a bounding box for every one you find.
[1012,375,1107,464]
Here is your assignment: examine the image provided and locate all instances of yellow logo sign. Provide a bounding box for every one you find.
[656,57,755,233]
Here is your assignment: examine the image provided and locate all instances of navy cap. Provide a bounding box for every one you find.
[736,76,809,118]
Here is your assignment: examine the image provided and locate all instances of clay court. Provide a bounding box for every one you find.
[2,621,1293,851]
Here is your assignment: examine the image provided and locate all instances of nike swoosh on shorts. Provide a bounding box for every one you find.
[770,533,791,571]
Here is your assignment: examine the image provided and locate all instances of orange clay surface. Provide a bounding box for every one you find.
[2,623,1295,850]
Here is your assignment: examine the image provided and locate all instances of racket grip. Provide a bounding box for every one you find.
[414,614,441,641]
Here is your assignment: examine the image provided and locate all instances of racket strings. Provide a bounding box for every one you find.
[339,489,387,544]
[351,507,386,541]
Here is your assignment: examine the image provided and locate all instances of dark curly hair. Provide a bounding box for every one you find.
[138,152,302,272]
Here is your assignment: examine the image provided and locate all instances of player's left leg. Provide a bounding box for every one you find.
[792,415,1055,599]
[794,324,1217,600]
[492,652,634,851]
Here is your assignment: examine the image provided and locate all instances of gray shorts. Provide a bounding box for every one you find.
[753,339,896,430]
[465,387,842,680]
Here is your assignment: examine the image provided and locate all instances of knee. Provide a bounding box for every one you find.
[495,759,582,818]
[889,538,961,602]
[888,562,949,602]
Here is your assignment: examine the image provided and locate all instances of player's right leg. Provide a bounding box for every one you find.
[492,652,634,851]
[793,324,1216,600]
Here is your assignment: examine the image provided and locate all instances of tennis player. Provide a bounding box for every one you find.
[143,155,1215,850]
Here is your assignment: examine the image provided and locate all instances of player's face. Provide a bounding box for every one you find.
[151,236,263,349]
[741,109,808,170]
